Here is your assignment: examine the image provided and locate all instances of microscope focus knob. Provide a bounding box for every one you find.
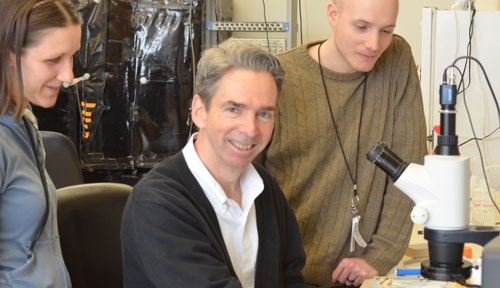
[411,206,429,225]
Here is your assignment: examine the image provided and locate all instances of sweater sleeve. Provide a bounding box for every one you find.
[121,181,242,288]
[360,39,427,275]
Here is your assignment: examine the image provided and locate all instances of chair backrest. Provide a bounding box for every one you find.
[41,131,84,189]
[57,183,133,288]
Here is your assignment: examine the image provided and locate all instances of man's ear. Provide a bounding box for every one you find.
[327,2,339,28]
[191,94,207,129]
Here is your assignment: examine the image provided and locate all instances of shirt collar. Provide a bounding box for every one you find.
[182,133,264,210]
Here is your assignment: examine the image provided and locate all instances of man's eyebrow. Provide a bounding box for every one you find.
[352,19,396,28]
[260,106,276,112]
[223,101,247,108]
[223,101,276,111]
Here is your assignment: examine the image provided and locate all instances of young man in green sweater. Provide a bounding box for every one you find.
[259,0,427,286]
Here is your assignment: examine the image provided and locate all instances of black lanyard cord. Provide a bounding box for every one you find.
[317,41,367,200]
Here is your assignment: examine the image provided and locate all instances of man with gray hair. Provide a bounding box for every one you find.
[121,41,317,288]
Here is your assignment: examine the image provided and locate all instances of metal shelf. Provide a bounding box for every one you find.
[207,21,289,32]
[204,0,297,50]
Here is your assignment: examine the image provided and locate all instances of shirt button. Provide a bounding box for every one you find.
[245,257,252,263]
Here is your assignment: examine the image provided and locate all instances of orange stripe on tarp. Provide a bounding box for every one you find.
[81,102,96,108]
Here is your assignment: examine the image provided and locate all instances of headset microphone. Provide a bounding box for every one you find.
[63,73,90,88]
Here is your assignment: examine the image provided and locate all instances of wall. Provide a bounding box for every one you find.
[231,0,500,246]
[231,0,500,65]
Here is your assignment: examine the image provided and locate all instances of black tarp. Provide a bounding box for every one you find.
[34,0,205,173]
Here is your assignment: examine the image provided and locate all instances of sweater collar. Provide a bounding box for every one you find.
[293,40,366,82]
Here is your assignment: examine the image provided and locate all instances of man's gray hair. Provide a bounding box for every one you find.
[195,40,284,109]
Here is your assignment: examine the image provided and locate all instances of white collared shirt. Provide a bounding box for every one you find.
[182,133,263,288]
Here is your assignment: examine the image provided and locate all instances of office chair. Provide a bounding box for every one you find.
[41,131,84,189]
[57,183,133,288]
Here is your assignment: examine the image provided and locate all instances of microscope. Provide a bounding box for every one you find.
[366,70,500,285]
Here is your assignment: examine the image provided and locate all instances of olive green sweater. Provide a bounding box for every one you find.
[261,35,427,285]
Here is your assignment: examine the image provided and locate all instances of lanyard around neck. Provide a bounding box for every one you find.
[317,41,368,214]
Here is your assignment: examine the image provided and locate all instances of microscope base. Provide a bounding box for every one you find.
[421,259,472,282]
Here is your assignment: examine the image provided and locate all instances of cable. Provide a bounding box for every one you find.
[187,0,195,139]
[304,0,309,44]
[188,0,195,91]
[457,7,476,94]
[450,56,500,125]
[261,0,271,52]
[447,56,500,216]
[74,82,86,143]
[452,275,480,288]
[451,2,459,60]
[213,0,223,43]
[442,64,463,83]
[213,0,219,21]
[298,0,303,45]
[463,86,498,215]
[459,126,500,146]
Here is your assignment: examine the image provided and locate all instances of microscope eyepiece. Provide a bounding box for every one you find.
[366,142,409,182]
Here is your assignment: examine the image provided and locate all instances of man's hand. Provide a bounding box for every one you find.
[331,257,378,287]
